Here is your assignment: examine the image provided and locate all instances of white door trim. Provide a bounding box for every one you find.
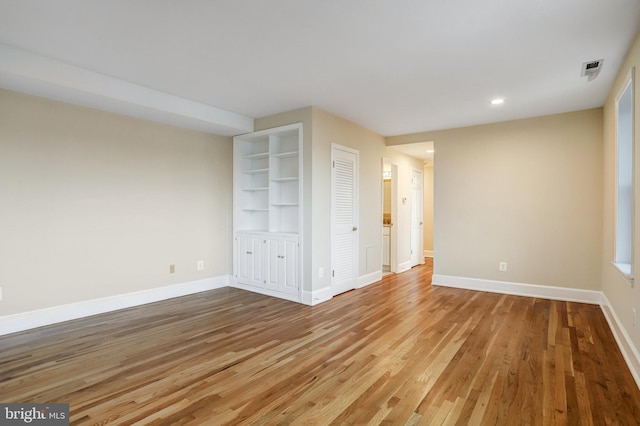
[410,168,424,267]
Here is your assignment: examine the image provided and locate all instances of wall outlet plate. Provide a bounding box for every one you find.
[499,262,508,272]
[197,260,204,271]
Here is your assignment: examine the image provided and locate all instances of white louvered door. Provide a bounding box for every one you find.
[331,144,358,296]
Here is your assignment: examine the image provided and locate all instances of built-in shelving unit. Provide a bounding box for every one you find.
[233,123,303,303]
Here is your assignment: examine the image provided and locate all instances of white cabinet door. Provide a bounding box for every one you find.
[265,235,281,291]
[236,233,266,288]
[280,236,298,295]
[248,234,266,288]
[264,235,298,294]
[236,233,251,283]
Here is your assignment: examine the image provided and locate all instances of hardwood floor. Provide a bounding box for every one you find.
[1,259,639,425]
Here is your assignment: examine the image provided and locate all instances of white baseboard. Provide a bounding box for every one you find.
[302,271,383,306]
[233,281,300,304]
[431,275,601,304]
[600,293,640,390]
[397,261,412,273]
[301,286,333,306]
[423,250,433,258]
[0,275,231,336]
[357,270,382,289]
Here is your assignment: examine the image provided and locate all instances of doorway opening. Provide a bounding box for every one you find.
[382,159,398,275]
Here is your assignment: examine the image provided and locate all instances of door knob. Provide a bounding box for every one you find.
[353,226,358,231]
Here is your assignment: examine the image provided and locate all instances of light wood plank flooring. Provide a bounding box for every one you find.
[1,259,640,425]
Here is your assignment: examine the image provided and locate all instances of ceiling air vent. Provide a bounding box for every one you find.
[581,59,604,81]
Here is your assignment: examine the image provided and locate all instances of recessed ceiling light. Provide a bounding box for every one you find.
[491,98,505,105]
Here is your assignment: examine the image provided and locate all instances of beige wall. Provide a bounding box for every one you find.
[423,164,434,253]
[391,109,603,290]
[0,89,233,315]
[602,32,640,351]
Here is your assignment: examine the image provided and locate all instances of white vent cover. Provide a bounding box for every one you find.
[581,59,604,81]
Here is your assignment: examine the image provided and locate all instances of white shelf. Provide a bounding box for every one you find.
[271,203,299,206]
[236,228,268,233]
[271,177,298,182]
[242,208,269,212]
[271,151,298,159]
[242,187,268,191]
[243,152,269,159]
[242,168,269,174]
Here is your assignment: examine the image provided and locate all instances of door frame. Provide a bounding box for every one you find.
[410,167,425,267]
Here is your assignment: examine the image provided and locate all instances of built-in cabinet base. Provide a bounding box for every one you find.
[234,231,299,300]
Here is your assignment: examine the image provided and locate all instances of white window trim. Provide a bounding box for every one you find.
[613,67,635,287]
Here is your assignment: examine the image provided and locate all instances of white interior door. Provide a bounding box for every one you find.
[410,168,424,267]
[331,144,358,296]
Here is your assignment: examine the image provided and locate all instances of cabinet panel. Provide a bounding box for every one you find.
[235,233,266,288]
[280,237,299,294]
[249,235,266,287]
[263,235,298,293]
[265,236,281,291]
[236,233,251,283]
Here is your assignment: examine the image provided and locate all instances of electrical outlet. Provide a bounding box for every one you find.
[169,264,175,274]
[0,287,3,301]
[319,267,324,278]
[499,262,508,272]
[197,260,204,271]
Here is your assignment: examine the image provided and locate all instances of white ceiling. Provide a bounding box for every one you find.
[0,0,639,137]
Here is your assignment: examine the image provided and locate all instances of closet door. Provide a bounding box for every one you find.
[331,144,359,296]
